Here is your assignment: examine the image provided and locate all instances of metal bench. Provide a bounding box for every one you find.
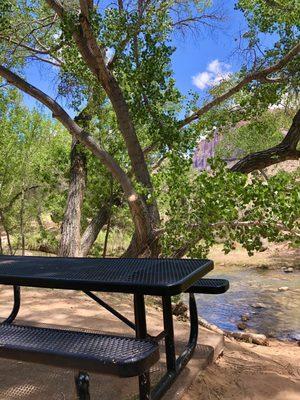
[0,323,159,399]
[187,278,229,294]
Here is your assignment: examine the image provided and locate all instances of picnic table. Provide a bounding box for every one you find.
[0,256,228,400]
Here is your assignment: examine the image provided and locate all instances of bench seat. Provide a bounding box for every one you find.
[187,278,229,294]
[0,324,159,377]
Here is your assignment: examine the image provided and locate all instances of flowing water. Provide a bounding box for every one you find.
[195,266,300,341]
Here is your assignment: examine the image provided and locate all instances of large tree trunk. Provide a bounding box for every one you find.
[58,137,87,257]
[81,206,110,256]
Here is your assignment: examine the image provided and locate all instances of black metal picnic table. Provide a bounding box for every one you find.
[0,256,214,400]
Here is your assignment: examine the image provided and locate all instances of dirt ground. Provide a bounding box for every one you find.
[0,287,298,400]
[208,242,300,268]
[183,338,300,400]
[0,286,223,400]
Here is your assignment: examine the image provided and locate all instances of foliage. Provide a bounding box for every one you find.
[0,1,299,257]
[0,86,70,253]
[160,157,300,257]
[215,110,293,159]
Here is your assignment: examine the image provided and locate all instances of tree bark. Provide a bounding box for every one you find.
[81,206,110,256]
[20,186,25,256]
[231,109,300,173]
[0,211,13,255]
[58,137,87,257]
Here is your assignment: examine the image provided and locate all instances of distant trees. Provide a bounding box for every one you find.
[0,1,299,257]
[0,87,122,256]
[0,87,70,254]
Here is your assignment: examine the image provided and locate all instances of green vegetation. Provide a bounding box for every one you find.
[0,1,299,258]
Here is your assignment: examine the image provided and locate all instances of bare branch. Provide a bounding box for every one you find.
[118,0,124,12]
[27,54,61,67]
[179,42,300,128]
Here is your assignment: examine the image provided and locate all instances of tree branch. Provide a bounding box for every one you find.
[45,0,155,198]
[171,110,300,257]
[231,109,300,173]
[0,64,153,247]
[179,42,300,128]
[209,220,300,237]
[0,67,133,199]
[2,185,40,213]
[118,0,124,12]
[172,218,299,258]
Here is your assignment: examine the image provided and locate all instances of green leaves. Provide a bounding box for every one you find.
[0,87,71,252]
[237,0,300,34]
[0,0,12,29]
[159,154,299,258]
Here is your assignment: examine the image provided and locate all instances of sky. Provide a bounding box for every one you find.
[20,1,272,113]
[171,1,245,93]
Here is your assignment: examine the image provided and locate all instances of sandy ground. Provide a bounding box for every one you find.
[208,242,300,268]
[0,286,223,400]
[0,287,298,400]
[183,338,300,400]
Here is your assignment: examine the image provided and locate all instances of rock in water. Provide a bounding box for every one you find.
[283,267,294,273]
[241,314,250,321]
[251,303,267,309]
[278,287,289,292]
[237,322,247,330]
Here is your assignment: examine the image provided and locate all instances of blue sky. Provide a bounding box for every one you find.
[171,1,246,94]
[21,1,269,113]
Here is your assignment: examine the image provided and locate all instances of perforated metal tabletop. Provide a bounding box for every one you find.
[0,256,213,295]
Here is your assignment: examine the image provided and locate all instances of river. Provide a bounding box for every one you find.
[195,266,300,341]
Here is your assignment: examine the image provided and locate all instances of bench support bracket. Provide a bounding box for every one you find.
[1,285,21,324]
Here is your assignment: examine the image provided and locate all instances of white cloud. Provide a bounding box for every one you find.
[192,59,232,90]
[192,71,212,90]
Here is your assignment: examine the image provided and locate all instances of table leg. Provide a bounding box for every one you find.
[151,293,198,400]
[2,286,21,324]
[162,296,176,372]
[134,294,151,400]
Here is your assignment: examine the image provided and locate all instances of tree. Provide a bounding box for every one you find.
[0,0,299,257]
[0,86,71,254]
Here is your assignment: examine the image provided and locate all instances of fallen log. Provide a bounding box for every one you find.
[198,316,269,346]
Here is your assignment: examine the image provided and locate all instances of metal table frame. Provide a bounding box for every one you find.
[2,284,198,400]
[0,257,214,399]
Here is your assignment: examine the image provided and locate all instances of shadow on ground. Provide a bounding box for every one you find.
[0,286,222,400]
